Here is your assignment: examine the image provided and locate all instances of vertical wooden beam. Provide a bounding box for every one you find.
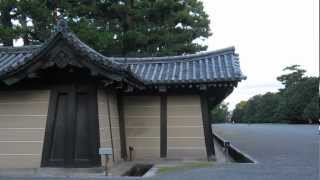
[41,87,58,167]
[105,90,115,162]
[200,92,215,160]
[160,94,167,158]
[117,94,128,160]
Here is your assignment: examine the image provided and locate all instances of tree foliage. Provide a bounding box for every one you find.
[211,102,229,123]
[232,65,319,124]
[277,65,306,89]
[0,0,211,57]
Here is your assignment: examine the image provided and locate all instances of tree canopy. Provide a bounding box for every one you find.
[210,102,230,123]
[231,65,319,124]
[0,0,211,57]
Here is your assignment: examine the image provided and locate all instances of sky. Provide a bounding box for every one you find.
[201,0,319,110]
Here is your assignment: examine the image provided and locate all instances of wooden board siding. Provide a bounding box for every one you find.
[0,90,49,168]
[123,96,161,160]
[167,95,207,160]
[98,89,121,166]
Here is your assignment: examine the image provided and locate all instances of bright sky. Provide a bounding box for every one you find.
[202,0,319,110]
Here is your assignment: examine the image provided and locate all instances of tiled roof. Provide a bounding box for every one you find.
[111,47,245,84]
[0,45,39,77]
[0,19,140,86]
[0,19,245,86]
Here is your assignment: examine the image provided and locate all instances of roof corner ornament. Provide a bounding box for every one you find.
[56,18,70,33]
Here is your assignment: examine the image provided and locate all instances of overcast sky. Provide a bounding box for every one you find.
[201,0,319,110]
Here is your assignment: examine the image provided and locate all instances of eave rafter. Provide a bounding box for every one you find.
[145,81,238,91]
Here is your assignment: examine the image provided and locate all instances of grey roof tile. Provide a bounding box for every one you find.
[114,47,246,84]
[0,20,245,85]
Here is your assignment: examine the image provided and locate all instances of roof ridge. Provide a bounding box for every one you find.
[0,45,41,53]
[109,46,235,63]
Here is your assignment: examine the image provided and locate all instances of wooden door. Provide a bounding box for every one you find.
[42,84,100,167]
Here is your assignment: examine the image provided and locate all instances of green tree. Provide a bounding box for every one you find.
[251,93,280,123]
[16,0,53,45]
[231,65,318,124]
[232,93,280,123]
[211,102,229,123]
[277,65,306,89]
[0,0,19,46]
[231,101,247,123]
[275,65,317,123]
[276,77,318,123]
[0,0,211,57]
[303,96,320,123]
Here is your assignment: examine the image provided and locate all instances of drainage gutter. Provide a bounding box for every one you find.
[213,132,257,164]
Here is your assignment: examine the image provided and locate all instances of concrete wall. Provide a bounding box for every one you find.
[123,96,161,160]
[167,95,206,160]
[98,89,121,166]
[0,90,50,168]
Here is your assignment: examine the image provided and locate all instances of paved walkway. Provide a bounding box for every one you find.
[1,124,318,180]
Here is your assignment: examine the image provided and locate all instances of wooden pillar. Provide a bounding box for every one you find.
[200,92,215,160]
[160,94,167,158]
[117,94,128,160]
[105,90,115,162]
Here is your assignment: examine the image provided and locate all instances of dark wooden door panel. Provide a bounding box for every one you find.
[42,84,100,167]
[49,93,68,165]
[74,92,91,164]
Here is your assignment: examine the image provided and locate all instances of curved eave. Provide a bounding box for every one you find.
[0,31,144,87]
[0,33,62,81]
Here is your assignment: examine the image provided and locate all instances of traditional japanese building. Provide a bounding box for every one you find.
[0,20,245,168]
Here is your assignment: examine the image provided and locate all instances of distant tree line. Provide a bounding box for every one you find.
[210,102,230,123]
[231,65,319,124]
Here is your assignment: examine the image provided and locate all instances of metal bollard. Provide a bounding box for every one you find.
[224,141,231,160]
[129,146,134,161]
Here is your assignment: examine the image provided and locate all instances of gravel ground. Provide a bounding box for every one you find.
[1,124,318,180]
[152,124,319,180]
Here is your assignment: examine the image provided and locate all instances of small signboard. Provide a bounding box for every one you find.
[99,148,113,155]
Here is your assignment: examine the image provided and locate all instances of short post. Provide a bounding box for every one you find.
[129,146,134,161]
[99,148,113,176]
[224,141,230,160]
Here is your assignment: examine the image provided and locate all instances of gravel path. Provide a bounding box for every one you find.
[151,124,319,180]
